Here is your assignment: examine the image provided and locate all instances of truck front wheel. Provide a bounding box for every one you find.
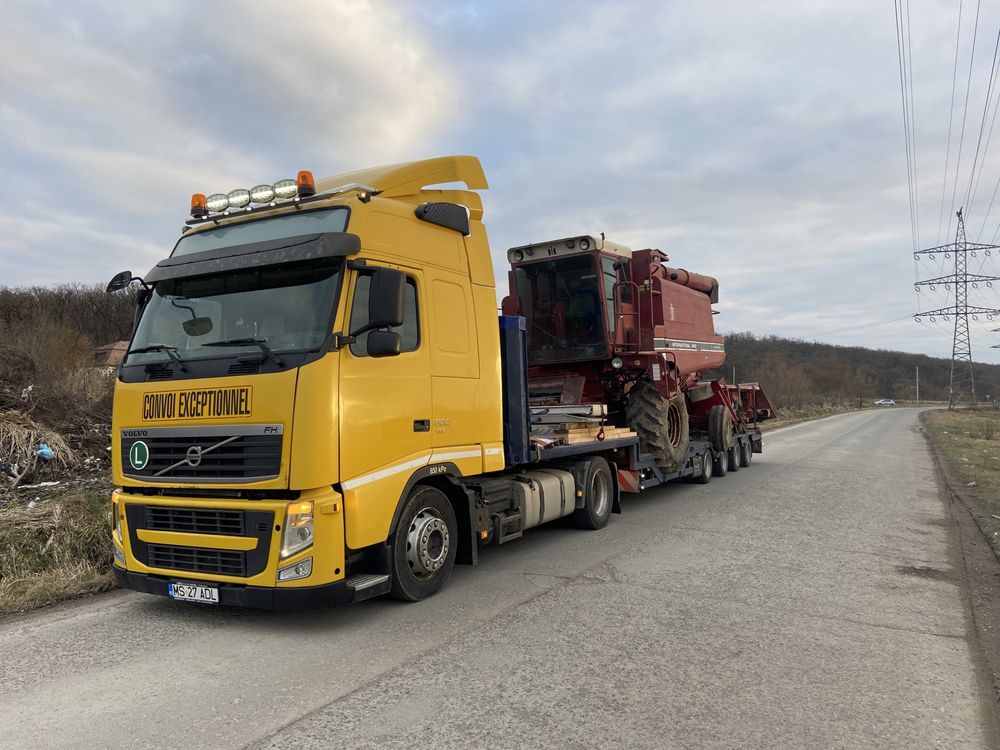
[389,486,458,602]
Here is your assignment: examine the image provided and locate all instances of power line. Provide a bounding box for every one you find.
[964,27,1000,216]
[938,0,964,245]
[894,0,918,252]
[906,0,920,250]
[946,0,982,241]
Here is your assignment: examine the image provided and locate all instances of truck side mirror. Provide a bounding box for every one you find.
[106,271,134,293]
[367,330,401,358]
[368,268,406,328]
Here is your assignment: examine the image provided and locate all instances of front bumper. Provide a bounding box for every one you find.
[113,567,355,610]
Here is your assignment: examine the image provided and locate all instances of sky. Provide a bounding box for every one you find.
[2,0,1000,363]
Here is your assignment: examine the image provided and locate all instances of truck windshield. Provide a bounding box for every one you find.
[126,257,342,366]
[514,255,608,362]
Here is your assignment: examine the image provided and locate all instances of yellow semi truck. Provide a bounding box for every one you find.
[107,155,769,608]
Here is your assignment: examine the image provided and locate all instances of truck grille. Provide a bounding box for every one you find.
[148,544,246,576]
[146,506,244,535]
[120,425,283,483]
[124,503,274,578]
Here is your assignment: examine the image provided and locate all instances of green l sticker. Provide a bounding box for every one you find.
[129,441,149,470]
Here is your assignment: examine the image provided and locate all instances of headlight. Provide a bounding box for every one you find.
[611,357,624,369]
[111,492,122,543]
[281,500,314,558]
[511,250,524,262]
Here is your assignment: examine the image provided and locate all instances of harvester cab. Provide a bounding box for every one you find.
[501,234,769,474]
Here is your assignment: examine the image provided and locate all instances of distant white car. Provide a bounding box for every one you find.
[874,399,896,406]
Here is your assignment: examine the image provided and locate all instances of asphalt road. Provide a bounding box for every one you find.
[0,408,993,749]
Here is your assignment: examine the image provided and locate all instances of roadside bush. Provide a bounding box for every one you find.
[0,487,114,613]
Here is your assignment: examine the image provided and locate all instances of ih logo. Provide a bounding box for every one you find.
[129,440,150,470]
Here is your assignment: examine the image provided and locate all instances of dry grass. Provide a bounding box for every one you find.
[923,409,1000,504]
[922,408,1000,562]
[0,410,79,488]
[0,482,115,613]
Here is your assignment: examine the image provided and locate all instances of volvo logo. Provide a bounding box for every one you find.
[185,445,203,468]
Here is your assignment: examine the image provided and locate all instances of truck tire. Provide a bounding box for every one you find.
[626,382,690,472]
[572,457,613,529]
[694,451,712,484]
[708,404,733,453]
[389,485,458,602]
[727,444,740,472]
[712,448,728,477]
[739,439,752,467]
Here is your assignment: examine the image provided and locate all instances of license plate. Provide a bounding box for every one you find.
[168,582,219,604]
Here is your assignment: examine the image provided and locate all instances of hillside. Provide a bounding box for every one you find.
[708,332,1000,408]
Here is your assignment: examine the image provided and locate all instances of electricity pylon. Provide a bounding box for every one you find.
[913,209,1000,409]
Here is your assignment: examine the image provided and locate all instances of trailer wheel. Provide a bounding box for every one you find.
[694,452,712,484]
[708,405,733,453]
[389,486,458,602]
[626,382,690,472]
[572,457,613,530]
[739,439,752,467]
[727,445,740,472]
[712,448,728,477]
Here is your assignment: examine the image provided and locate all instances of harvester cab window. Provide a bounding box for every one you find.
[514,255,608,362]
[349,272,419,357]
[601,258,618,337]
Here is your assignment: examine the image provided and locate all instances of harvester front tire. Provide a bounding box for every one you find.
[626,382,690,472]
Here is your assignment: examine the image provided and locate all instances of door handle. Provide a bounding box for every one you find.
[413,419,430,432]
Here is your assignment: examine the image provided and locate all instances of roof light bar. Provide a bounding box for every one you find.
[186,171,383,225]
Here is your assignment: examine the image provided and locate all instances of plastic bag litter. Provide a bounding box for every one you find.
[36,443,55,461]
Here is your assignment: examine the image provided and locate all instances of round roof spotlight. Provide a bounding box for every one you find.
[611,357,624,369]
[566,239,575,249]
[579,238,591,250]
[250,184,276,204]
[273,179,298,200]
[206,193,229,213]
[227,189,251,208]
[525,247,534,256]
[512,250,524,262]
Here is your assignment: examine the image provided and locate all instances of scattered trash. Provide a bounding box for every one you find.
[967,481,977,487]
[991,515,1000,521]
[20,385,33,401]
[0,463,16,481]
[960,457,969,462]
[17,481,61,490]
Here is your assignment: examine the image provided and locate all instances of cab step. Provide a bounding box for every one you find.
[346,573,391,602]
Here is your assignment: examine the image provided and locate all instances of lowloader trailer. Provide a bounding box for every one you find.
[106,155,774,608]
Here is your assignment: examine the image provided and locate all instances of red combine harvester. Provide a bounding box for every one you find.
[501,234,774,489]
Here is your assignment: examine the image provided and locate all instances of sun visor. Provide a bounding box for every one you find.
[145,232,360,283]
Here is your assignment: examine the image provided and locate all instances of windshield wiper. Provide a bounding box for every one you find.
[202,337,284,366]
[127,344,188,372]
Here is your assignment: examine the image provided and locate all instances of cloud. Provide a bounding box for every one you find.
[1,0,999,360]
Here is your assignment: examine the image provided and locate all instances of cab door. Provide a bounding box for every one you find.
[339,263,431,487]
